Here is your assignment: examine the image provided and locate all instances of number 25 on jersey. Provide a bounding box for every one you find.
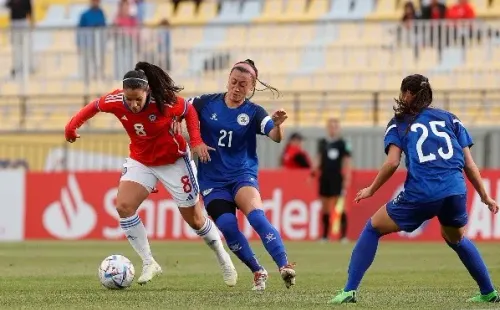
[218,129,233,147]
[411,121,453,163]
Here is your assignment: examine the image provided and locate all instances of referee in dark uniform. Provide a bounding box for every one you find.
[312,118,352,242]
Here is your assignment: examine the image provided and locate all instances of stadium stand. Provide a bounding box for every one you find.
[0,0,498,129]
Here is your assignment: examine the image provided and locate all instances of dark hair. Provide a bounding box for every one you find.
[122,61,183,114]
[393,74,433,121]
[231,59,280,99]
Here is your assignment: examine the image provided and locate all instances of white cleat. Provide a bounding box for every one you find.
[252,269,268,291]
[137,260,162,285]
[219,252,238,287]
[279,264,296,289]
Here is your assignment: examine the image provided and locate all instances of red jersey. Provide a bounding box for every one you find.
[65,89,203,166]
[446,3,475,19]
[281,144,312,169]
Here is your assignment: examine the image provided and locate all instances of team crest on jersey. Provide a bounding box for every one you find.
[237,113,250,126]
[149,114,157,122]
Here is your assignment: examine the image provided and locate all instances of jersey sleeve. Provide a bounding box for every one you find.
[384,118,403,154]
[254,105,274,135]
[186,95,208,115]
[96,90,121,113]
[342,140,352,157]
[167,97,188,117]
[451,115,474,148]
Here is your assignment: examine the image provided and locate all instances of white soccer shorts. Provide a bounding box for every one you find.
[120,156,199,207]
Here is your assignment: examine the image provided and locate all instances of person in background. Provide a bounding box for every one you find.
[281,132,312,169]
[420,0,447,54]
[446,0,475,19]
[5,0,34,77]
[77,0,106,80]
[399,1,420,58]
[113,0,138,79]
[312,118,352,243]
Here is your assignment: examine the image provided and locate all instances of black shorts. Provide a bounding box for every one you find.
[319,177,343,197]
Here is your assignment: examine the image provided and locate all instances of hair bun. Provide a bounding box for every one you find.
[245,59,255,66]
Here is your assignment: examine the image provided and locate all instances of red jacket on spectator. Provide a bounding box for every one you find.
[281,133,312,169]
[446,1,475,19]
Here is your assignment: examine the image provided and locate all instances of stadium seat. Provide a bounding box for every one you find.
[145,2,173,26]
[241,0,262,20]
[276,0,310,22]
[365,0,399,21]
[253,0,284,23]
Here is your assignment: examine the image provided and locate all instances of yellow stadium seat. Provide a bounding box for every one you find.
[145,2,173,26]
[277,0,309,22]
[195,0,218,24]
[253,0,285,23]
[365,0,399,21]
[480,0,500,17]
[169,1,197,25]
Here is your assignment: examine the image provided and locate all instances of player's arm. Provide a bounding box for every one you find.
[463,148,488,201]
[255,105,286,143]
[368,144,402,194]
[341,141,353,194]
[310,140,323,178]
[64,97,103,142]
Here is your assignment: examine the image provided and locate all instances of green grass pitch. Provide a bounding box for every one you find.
[0,241,499,309]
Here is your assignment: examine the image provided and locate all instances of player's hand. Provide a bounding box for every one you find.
[65,129,80,143]
[171,119,183,135]
[272,109,288,126]
[192,143,215,163]
[482,196,499,214]
[354,187,374,203]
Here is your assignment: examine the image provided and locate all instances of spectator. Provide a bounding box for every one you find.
[446,0,476,46]
[446,0,475,19]
[401,1,417,29]
[399,1,420,58]
[114,0,138,79]
[158,18,171,71]
[420,0,447,52]
[421,0,447,20]
[135,0,145,24]
[281,133,312,169]
[77,0,107,80]
[5,0,34,77]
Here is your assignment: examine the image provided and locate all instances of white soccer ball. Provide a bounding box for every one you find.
[98,255,135,289]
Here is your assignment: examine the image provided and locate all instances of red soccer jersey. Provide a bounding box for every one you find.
[65,89,203,167]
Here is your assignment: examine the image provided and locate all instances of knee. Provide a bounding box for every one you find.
[364,220,382,237]
[215,213,240,236]
[116,200,137,218]
[441,226,465,245]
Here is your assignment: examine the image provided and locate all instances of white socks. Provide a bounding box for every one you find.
[196,217,227,261]
[120,213,153,265]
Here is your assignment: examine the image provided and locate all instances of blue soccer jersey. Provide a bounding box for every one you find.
[384,108,474,203]
[188,93,274,190]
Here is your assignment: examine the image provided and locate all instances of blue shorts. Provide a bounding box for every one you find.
[386,194,468,233]
[200,175,259,206]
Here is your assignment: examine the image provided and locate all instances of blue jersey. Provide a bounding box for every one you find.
[188,93,274,189]
[384,108,473,203]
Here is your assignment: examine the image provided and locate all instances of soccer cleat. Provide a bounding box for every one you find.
[252,269,268,291]
[467,290,500,303]
[219,252,238,287]
[137,260,162,285]
[328,290,357,304]
[279,263,296,289]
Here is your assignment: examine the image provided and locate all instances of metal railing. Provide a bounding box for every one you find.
[0,20,499,95]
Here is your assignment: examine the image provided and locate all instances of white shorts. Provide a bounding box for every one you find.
[120,156,199,207]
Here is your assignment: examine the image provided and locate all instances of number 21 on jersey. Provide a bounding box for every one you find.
[218,129,233,147]
[411,121,453,163]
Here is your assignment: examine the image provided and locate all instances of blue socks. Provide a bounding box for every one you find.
[446,237,495,295]
[215,213,262,272]
[247,209,288,269]
[344,220,381,291]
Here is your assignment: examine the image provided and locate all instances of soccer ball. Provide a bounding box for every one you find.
[98,255,135,289]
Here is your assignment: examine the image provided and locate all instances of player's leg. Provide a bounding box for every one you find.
[438,194,499,303]
[319,177,335,241]
[206,199,268,291]
[154,156,237,286]
[234,185,296,289]
[118,158,162,284]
